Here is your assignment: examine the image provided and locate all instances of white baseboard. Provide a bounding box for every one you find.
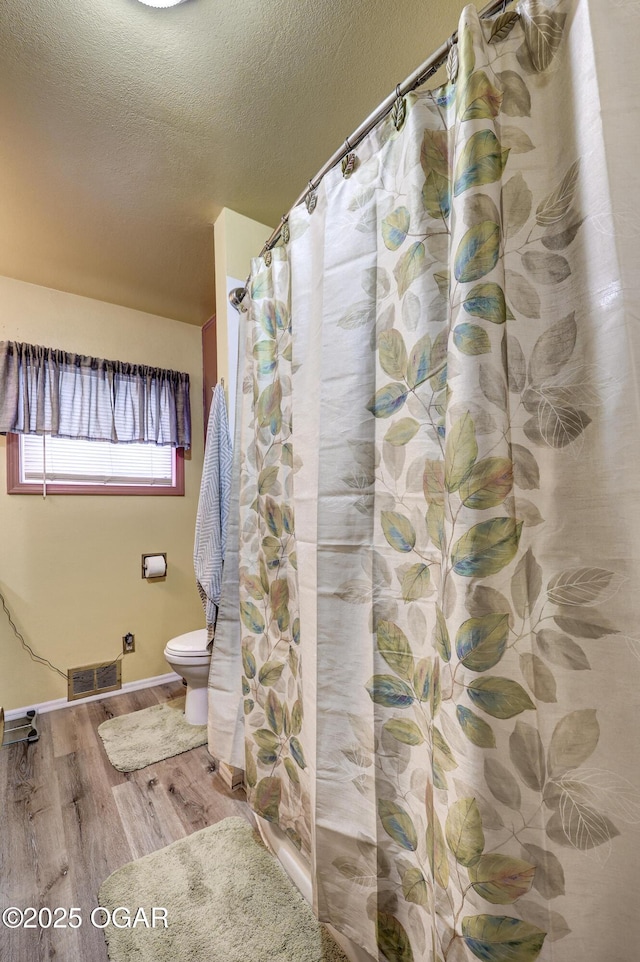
[4,671,183,721]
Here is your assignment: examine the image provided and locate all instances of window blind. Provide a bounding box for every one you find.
[21,435,174,486]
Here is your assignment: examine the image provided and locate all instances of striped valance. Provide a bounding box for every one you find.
[0,341,191,449]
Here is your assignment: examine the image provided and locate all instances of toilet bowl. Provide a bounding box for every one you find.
[164,629,211,725]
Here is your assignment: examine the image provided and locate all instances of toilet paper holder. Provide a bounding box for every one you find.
[141,553,167,579]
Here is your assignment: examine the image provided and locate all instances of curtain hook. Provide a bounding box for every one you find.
[341,141,357,178]
[305,181,318,214]
[446,33,459,83]
[281,214,290,245]
[392,84,407,131]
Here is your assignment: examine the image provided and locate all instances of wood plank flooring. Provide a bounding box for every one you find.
[0,683,252,962]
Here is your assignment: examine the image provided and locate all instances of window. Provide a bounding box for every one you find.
[1,340,190,495]
[6,434,184,496]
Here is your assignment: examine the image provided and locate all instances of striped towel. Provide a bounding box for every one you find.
[194,384,233,644]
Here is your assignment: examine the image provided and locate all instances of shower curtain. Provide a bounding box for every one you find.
[209,0,640,959]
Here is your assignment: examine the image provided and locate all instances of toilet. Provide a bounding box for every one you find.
[163,629,211,725]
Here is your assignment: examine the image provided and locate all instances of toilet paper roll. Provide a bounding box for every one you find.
[143,555,167,579]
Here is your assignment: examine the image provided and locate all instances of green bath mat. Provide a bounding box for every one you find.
[97,697,207,772]
[99,816,350,962]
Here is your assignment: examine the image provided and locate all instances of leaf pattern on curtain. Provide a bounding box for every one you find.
[238,253,312,853]
[229,2,640,960]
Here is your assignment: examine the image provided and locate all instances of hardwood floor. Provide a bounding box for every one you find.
[0,683,252,962]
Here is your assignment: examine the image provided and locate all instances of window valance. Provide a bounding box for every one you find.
[0,341,191,449]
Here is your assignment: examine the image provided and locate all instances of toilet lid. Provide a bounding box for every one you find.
[165,628,209,656]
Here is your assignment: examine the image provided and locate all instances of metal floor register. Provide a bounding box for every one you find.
[0,707,39,747]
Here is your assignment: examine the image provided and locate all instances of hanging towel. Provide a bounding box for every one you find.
[194,383,232,644]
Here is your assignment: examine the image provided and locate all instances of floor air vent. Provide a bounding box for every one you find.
[67,660,121,701]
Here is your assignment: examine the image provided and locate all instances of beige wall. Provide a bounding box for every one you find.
[213,207,273,388]
[0,275,205,712]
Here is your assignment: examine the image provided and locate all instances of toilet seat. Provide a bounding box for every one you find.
[164,628,209,658]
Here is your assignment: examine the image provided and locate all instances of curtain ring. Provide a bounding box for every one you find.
[395,84,402,99]
[344,136,351,152]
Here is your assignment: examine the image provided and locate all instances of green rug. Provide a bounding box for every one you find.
[97,697,207,772]
[99,817,350,962]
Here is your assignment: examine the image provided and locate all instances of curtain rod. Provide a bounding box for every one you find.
[230,0,516,309]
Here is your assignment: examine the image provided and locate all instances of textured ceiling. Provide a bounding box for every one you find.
[0,0,478,325]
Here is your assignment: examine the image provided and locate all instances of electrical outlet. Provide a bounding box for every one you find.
[122,632,135,654]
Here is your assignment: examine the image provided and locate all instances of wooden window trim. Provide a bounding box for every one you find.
[6,433,185,496]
